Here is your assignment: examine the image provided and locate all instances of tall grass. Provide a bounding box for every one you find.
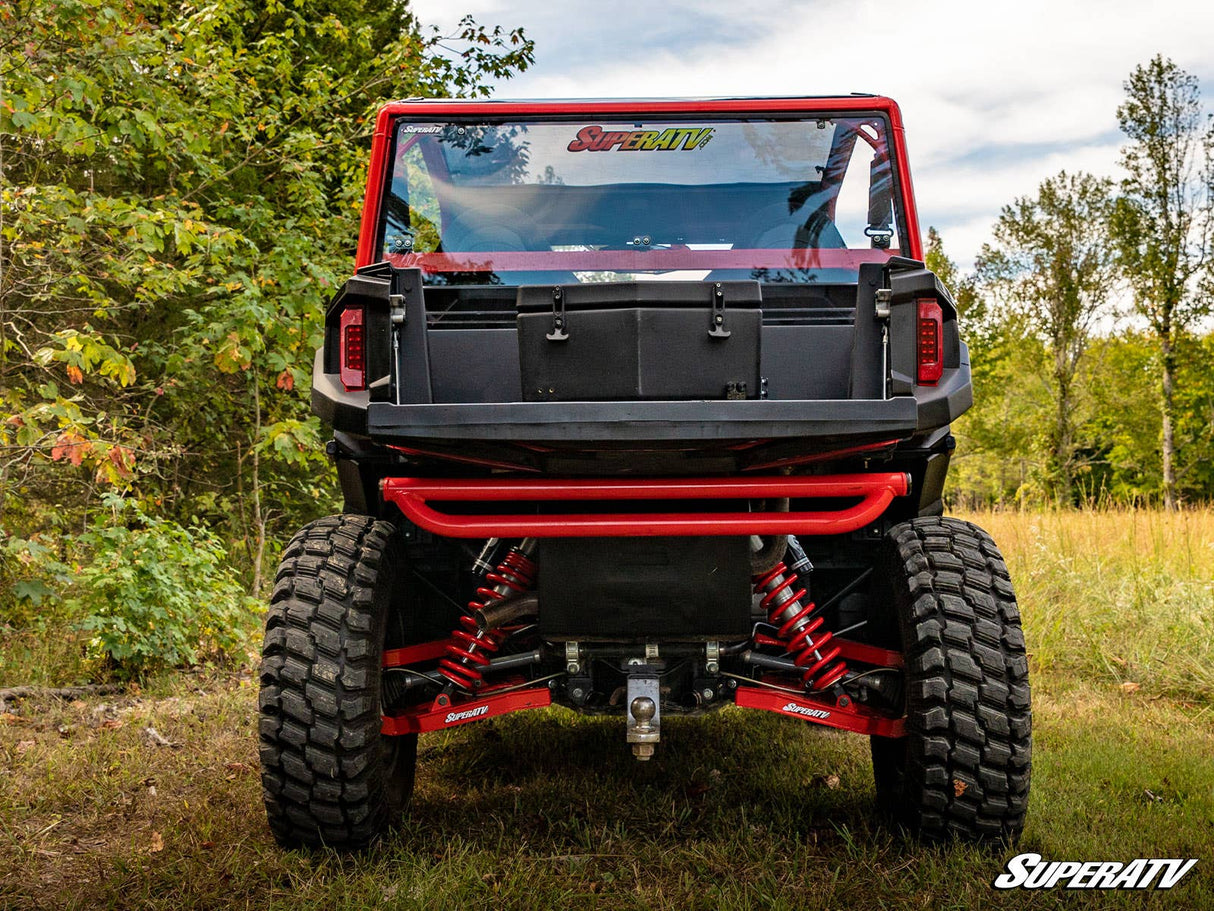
[966,508,1214,701]
[2,510,1213,909]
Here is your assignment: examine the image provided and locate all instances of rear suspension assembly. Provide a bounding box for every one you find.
[437,539,537,691]
[751,536,847,691]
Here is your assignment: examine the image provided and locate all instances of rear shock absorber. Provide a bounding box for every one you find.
[438,539,537,691]
[751,536,847,692]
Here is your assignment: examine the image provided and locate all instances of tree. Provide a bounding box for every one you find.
[924,226,980,319]
[975,171,1118,503]
[1110,54,1214,510]
[0,0,533,592]
[923,226,993,371]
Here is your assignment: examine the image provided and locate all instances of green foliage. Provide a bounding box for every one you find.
[1112,55,1214,336]
[69,496,258,678]
[974,172,1117,503]
[0,532,74,629]
[1110,54,1214,507]
[1,1,532,591]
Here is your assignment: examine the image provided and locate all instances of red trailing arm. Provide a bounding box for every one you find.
[734,686,905,738]
[382,683,552,735]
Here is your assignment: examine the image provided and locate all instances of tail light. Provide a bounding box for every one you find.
[916,298,943,385]
[340,306,366,391]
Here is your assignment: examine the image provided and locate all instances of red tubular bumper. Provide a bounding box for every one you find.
[380,472,911,538]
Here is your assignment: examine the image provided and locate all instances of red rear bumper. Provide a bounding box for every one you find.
[380,472,911,538]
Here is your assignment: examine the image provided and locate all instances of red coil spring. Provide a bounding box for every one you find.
[753,561,847,691]
[438,547,537,690]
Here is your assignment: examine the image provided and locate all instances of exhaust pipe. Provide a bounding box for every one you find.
[474,591,540,631]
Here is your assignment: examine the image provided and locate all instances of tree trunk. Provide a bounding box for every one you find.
[250,374,266,594]
[1160,334,1177,510]
[1053,347,1074,506]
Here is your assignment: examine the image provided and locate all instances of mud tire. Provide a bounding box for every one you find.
[870,517,1031,842]
[259,515,416,849]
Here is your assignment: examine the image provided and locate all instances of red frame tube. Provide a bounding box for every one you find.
[381,472,910,539]
[382,640,449,668]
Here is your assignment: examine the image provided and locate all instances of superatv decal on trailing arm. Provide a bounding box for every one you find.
[444,705,490,724]
[567,125,715,152]
[781,702,832,720]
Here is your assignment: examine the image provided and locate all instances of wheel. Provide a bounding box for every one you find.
[259,515,417,849]
[870,517,1031,842]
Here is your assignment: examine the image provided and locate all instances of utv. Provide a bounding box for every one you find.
[258,96,1031,849]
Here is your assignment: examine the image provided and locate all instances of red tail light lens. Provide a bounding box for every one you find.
[916,298,943,385]
[340,306,366,391]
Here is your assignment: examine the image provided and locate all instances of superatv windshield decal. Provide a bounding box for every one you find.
[567,125,715,152]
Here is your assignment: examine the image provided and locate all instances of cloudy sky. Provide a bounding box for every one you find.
[410,0,1214,270]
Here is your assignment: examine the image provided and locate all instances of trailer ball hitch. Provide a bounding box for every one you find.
[626,672,661,761]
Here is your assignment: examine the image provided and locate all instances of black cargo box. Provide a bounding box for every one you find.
[517,281,762,401]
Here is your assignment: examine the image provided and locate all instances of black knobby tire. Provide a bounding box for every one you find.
[259,515,417,849]
[871,517,1031,842]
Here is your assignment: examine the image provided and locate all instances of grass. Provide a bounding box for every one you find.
[2,509,1213,909]
[979,509,1214,700]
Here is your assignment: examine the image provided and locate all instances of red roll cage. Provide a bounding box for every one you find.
[354,96,924,270]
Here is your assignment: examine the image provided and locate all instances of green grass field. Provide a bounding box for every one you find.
[2,510,1213,909]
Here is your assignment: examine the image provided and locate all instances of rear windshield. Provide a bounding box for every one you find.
[378,114,905,286]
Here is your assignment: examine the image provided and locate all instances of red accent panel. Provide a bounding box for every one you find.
[382,640,450,668]
[383,248,896,275]
[380,473,910,539]
[733,686,905,738]
[743,437,904,472]
[833,638,904,669]
[388,444,541,474]
[380,686,552,735]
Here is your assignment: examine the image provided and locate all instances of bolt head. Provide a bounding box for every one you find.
[701,688,715,702]
[705,661,720,674]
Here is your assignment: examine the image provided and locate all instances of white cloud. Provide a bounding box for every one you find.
[408,0,1214,269]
